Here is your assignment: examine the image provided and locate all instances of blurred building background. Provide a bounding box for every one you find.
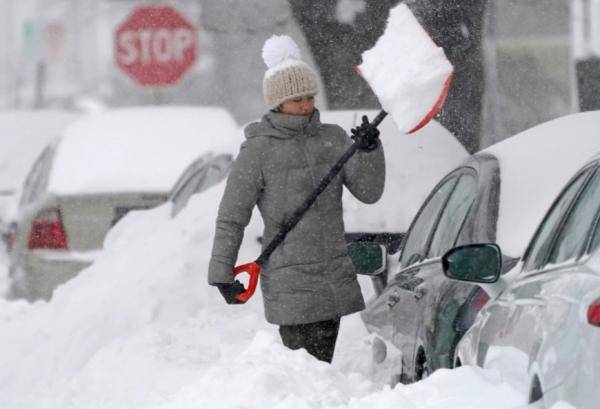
[0,0,324,123]
[0,0,597,151]
[482,0,576,148]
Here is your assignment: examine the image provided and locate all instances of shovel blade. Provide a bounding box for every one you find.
[358,3,454,134]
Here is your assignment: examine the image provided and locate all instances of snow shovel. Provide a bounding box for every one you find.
[232,3,454,303]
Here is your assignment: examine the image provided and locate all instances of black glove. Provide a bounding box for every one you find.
[350,115,380,152]
[215,280,246,304]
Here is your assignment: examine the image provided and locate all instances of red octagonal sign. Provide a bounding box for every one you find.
[115,5,197,87]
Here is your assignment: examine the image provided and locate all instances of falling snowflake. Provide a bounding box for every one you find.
[335,0,367,25]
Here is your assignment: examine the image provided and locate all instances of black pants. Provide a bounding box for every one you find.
[278,318,341,363]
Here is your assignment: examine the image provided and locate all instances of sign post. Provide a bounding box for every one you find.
[114,5,197,87]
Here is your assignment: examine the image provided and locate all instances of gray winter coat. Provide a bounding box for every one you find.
[208,109,385,325]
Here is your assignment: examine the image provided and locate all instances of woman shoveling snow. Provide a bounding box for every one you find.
[207,0,454,364]
[208,34,385,363]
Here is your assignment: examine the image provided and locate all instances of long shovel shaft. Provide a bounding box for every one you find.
[370,110,388,128]
[257,110,387,265]
[256,143,358,265]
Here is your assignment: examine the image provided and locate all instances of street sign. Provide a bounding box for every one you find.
[115,5,197,87]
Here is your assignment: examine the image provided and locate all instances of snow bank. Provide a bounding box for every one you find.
[341,367,522,409]
[0,182,262,408]
[358,3,453,134]
[320,111,467,233]
[0,175,530,409]
[152,344,524,409]
[485,111,600,257]
[47,107,242,195]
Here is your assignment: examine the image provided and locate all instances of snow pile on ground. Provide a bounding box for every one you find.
[0,179,541,409]
[0,183,262,408]
[153,343,523,409]
[358,3,453,134]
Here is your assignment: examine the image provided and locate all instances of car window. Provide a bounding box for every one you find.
[170,156,232,217]
[548,168,600,264]
[20,147,52,206]
[171,169,208,217]
[523,169,591,272]
[400,176,458,268]
[200,165,226,191]
[588,211,600,255]
[428,173,477,258]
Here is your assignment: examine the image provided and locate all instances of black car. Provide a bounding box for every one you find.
[361,111,600,383]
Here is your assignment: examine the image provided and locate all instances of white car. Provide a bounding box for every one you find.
[7,106,241,301]
[446,148,600,407]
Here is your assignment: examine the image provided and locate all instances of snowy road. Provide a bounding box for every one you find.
[0,185,572,409]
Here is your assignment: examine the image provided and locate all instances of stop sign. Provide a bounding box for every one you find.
[115,5,197,87]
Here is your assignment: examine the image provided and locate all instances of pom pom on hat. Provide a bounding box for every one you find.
[261,34,318,109]
[262,35,301,69]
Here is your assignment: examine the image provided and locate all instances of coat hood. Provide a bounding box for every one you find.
[244,109,322,140]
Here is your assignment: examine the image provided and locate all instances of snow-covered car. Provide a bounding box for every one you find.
[0,110,80,236]
[446,152,600,409]
[361,111,600,384]
[7,107,240,301]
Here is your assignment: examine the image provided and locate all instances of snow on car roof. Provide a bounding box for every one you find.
[483,110,600,258]
[320,110,468,233]
[0,110,79,192]
[46,107,243,195]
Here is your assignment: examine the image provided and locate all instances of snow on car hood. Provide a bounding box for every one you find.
[484,110,600,257]
[0,178,532,409]
[320,110,467,233]
[46,107,243,195]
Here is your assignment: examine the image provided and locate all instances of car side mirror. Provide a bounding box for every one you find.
[347,242,386,276]
[442,243,502,284]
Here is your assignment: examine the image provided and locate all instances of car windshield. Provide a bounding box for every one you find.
[400,176,458,267]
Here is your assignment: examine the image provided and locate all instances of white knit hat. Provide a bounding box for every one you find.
[262,35,319,109]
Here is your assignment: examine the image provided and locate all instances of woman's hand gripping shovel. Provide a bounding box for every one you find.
[230,3,454,303]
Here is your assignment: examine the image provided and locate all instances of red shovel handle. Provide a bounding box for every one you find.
[232,261,261,303]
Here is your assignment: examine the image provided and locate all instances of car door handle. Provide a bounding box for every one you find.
[514,297,545,307]
[398,279,426,301]
[387,291,401,308]
[414,285,427,301]
[398,277,425,292]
